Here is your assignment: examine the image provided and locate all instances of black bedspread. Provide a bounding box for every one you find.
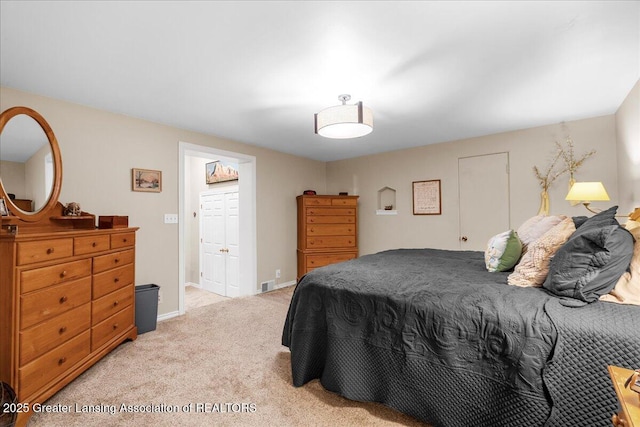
[282,249,640,427]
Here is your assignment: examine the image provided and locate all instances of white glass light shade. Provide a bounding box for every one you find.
[565,182,610,202]
[314,101,373,139]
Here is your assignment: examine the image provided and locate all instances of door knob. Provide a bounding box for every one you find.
[461,236,468,242]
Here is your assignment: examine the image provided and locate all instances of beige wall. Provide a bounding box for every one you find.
[615,78,640,214]
[326,116,620,256]
[0,87,326,316]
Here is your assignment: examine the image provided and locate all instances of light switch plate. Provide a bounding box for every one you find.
[164,214,178,224]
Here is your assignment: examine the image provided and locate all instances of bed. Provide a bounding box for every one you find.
[282,208,640,427]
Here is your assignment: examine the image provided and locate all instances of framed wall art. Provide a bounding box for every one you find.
[412,179,441,215]
[0,198,8,216]
[132,168,162,193]
[206,160,239,184]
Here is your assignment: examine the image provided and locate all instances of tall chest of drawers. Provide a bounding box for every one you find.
[0,227,138,423]
[297,195,359,280]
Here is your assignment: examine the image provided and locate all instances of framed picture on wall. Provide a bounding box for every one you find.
[132,168,162,192]
[412,179,441,215]
[206,160,239,184]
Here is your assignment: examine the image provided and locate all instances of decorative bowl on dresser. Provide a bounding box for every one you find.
[0,106,139,426]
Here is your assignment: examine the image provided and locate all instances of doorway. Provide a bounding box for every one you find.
[178,142,257,315]
[458,152,511,251]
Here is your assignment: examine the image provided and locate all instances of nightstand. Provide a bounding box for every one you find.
[608,365,640,427]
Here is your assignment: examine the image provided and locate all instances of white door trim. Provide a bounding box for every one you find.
[179,142,257,315]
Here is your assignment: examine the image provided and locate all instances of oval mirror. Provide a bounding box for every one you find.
[0,107,62,222]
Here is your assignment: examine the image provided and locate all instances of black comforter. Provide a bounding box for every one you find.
[282,249,640,427]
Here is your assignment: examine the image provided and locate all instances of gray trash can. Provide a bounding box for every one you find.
[135,284,160,334]
[0,382,17,427]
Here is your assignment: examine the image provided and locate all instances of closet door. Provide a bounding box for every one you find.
[199,187,239,297]
[458,153,510,251]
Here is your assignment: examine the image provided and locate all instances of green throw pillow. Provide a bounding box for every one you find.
[485,229,523,272]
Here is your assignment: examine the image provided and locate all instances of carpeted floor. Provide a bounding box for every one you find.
[27,285,428,426]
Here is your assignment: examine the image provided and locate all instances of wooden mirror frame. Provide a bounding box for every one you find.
[0,106,63,223]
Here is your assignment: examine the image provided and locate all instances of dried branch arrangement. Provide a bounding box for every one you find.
[533,136,595,190]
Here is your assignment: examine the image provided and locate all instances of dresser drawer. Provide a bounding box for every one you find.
[111,232,136,249]
[307,215,355,224]
[306,253,357,269]
[91,305,134,351]
[21,277,92,329]
[306,236,356,249]
[19,330,91,399]
[19,303,91,366]
[92,286,134,325]
[93,249,135,274]
[332,198,357,206]
[74,234,110,256]
[93,264,134,299]
[306,207,355,216]
[16,238,74,266]
[307,224,355,236]
[20,259,92,294]
[303,198,331,206]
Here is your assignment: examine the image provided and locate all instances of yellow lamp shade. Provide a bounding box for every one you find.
[565,182,610,202]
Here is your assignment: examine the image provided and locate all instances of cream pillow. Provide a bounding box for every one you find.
[517,215,567,252]
[600,227,640,305]
[508,217,576,287]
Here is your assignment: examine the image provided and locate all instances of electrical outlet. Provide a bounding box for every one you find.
[158,290,163,304]
[275,269,281,279]
[164,214,178,224]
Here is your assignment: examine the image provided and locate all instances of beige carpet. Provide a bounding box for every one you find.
[27,286,428,427]
[184,285,229,311]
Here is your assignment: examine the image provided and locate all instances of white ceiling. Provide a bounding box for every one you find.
[1,1,638,162]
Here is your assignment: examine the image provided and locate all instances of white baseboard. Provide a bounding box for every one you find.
[185,282,201,288]
[157,311,180,322]
[274,280,296,290]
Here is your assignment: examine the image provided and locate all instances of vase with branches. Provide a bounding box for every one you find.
[558,136,595,206]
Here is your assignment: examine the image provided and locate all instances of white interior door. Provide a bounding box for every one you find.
[199,187,240,297]
[458,153,510,251]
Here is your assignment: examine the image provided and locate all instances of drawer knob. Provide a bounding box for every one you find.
[59,326,67,334]
[113,300,119,307]
[59,296,68,304]
[60,270,67,278]
[114,258,120,264]
[113,323,119,330]
[47,248,55,255]
[123,238,128,243]
[58,357,67,365]
[114,277,120,283]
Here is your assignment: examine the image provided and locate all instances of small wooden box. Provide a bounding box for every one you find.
[98,216,129,229]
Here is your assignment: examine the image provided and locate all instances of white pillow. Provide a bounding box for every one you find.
[485,230,523,272]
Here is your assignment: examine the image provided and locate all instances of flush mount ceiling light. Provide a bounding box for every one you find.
[314,94,373,139]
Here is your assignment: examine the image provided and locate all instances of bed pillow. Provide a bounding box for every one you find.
[542,206,634,306]
[485,230,522,272]
[517,215,567,252]
[508,217,576,287]
[600,225,640,305]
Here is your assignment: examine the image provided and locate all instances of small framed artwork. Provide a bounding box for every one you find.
[132,168,162,193]
[206,160,239,184]
[0,198,8,216]
[413,179,441,215]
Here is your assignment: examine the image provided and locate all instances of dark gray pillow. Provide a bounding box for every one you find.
[543,206,634,306]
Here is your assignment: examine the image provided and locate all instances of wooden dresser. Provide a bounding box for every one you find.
[297,195,358,280]
[608,365,640,427]
[0,224,138,425]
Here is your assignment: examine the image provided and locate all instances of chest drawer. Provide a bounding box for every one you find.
[93,264,134,299]
[91,305,134,351]
[93,249,135,274]
[111,232,136,250]
[74,235,110,256]
[16,239,74,266]
[307,215,355,224]
[307,224,355,236]
[92,286,134,325]
[332,198,357,206]
[306,253,357,269]
[19,330,91,399]
[19,303,91,366]
[20,259,92,294]
[306,207,355,216]
[20,277,92,329]
[306,236,356,249]
[303,198,331,206]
